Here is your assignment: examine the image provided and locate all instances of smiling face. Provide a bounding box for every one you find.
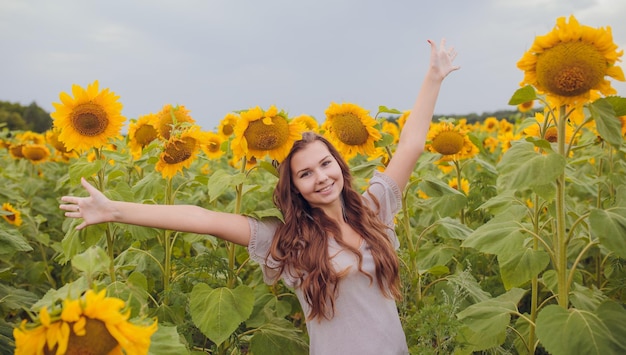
[290,140,345,212]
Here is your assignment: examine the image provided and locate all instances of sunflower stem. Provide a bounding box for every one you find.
[528,194,540,353]
[555,105,568,308]
[453,159,465,224]
[227,156,247,288]
[95,147,117,283]
[163,178,174,303]
[401,189,420,303]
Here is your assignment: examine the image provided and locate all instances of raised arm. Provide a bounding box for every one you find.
[384,38,460,190]
[60,178,251,246]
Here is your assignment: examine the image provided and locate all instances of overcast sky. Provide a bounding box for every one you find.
[2,0,626,131]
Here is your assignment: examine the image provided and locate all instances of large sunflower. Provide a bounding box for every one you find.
[517,15,625,105]
[1,202,22,226]
[13,289,157,355]
[22,144,51,164]
[155,125,205,179]
[231,105,304,162]
[156,104,195,140]
[51,80,125,153]
[426,121,478,162]
[128,114,160,160]
[322,102,381,160]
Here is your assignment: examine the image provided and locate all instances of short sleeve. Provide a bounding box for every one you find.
[362,171,402,249]
[247,217,298,286]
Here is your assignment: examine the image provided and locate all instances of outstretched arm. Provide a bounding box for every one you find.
[60,178,251,246]
[384,38,460,190]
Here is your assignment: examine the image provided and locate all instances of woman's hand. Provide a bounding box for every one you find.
[60,178,113,230]
[427,38,460,81]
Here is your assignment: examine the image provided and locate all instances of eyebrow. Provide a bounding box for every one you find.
[295,154,332,175]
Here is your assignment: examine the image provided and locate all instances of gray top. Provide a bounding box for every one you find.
[247,171,409,355]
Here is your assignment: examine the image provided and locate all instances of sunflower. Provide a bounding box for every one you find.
[128,114,160,160]
[382,120,400,144]
[426,121,478,161]
[619,116,626,137]
[481,117,500,133]
[230,155,258,170]
[1,202,22,226]
[232,105,304,162]
[155,125,205,179]
[524,112,575,144]
[322,102,381,160]
[156,104,195,140]
[448,177,470,195]
[517,100,535,113]
[45,127,75,157]
[396,110,411,130]
[291,114,320,132]
[517,15,625,105]
[17,131,46,145]
[217,113,239,139]
[22,144,51,163]
[8,143,25,159]
[13,289,157,355]
[51,80,125,153]
[200,131,225,159]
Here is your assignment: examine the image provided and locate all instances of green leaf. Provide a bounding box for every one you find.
[508,85,537,105]
[190,283,254,346]
[536,305,621,355]
[350,160,381,179]
[416,242,456,274]
[589,207,626,258]
[604,95,626,116]
[589,98,624,147]
[148,325,190,355]
[58,221,107,264]
[0,284,38,311]
[71,245,110,280]
[258,160,278,178]
[569,283,607,311]
[0,228,32,256]
[207,170,246,203]
[456,288,527,351]
[418,178,468,217]
[596,301,626,352]
[68,158,105,185]
[497,140,566,193]
[249,318,309,355]
[377,105,402,115]
[435,217,473,240]
[461,206,527,255]
[498,248,550,290]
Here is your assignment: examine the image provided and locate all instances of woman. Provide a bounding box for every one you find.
[60,38,459,354]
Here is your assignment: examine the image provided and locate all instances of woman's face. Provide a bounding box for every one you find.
[290,140,344,211]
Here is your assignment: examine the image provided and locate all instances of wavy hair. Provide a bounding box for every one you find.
[270,131,400,321]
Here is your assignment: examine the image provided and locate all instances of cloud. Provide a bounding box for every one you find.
[1,0,625,131]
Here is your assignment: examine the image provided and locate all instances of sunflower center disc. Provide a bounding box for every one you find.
[432,131,465,155]
[163,137,196,164]
[333,113,369,146]
[244,116,289,151]
[71,103,109,137]
[536,42,606,97]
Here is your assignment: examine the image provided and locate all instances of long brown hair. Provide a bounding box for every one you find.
[270,131,401,321]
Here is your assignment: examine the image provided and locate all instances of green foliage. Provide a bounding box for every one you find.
[0,101,52,132]
[1,91,625,354]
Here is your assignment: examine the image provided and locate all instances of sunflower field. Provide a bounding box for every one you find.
[2,15,626,355]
